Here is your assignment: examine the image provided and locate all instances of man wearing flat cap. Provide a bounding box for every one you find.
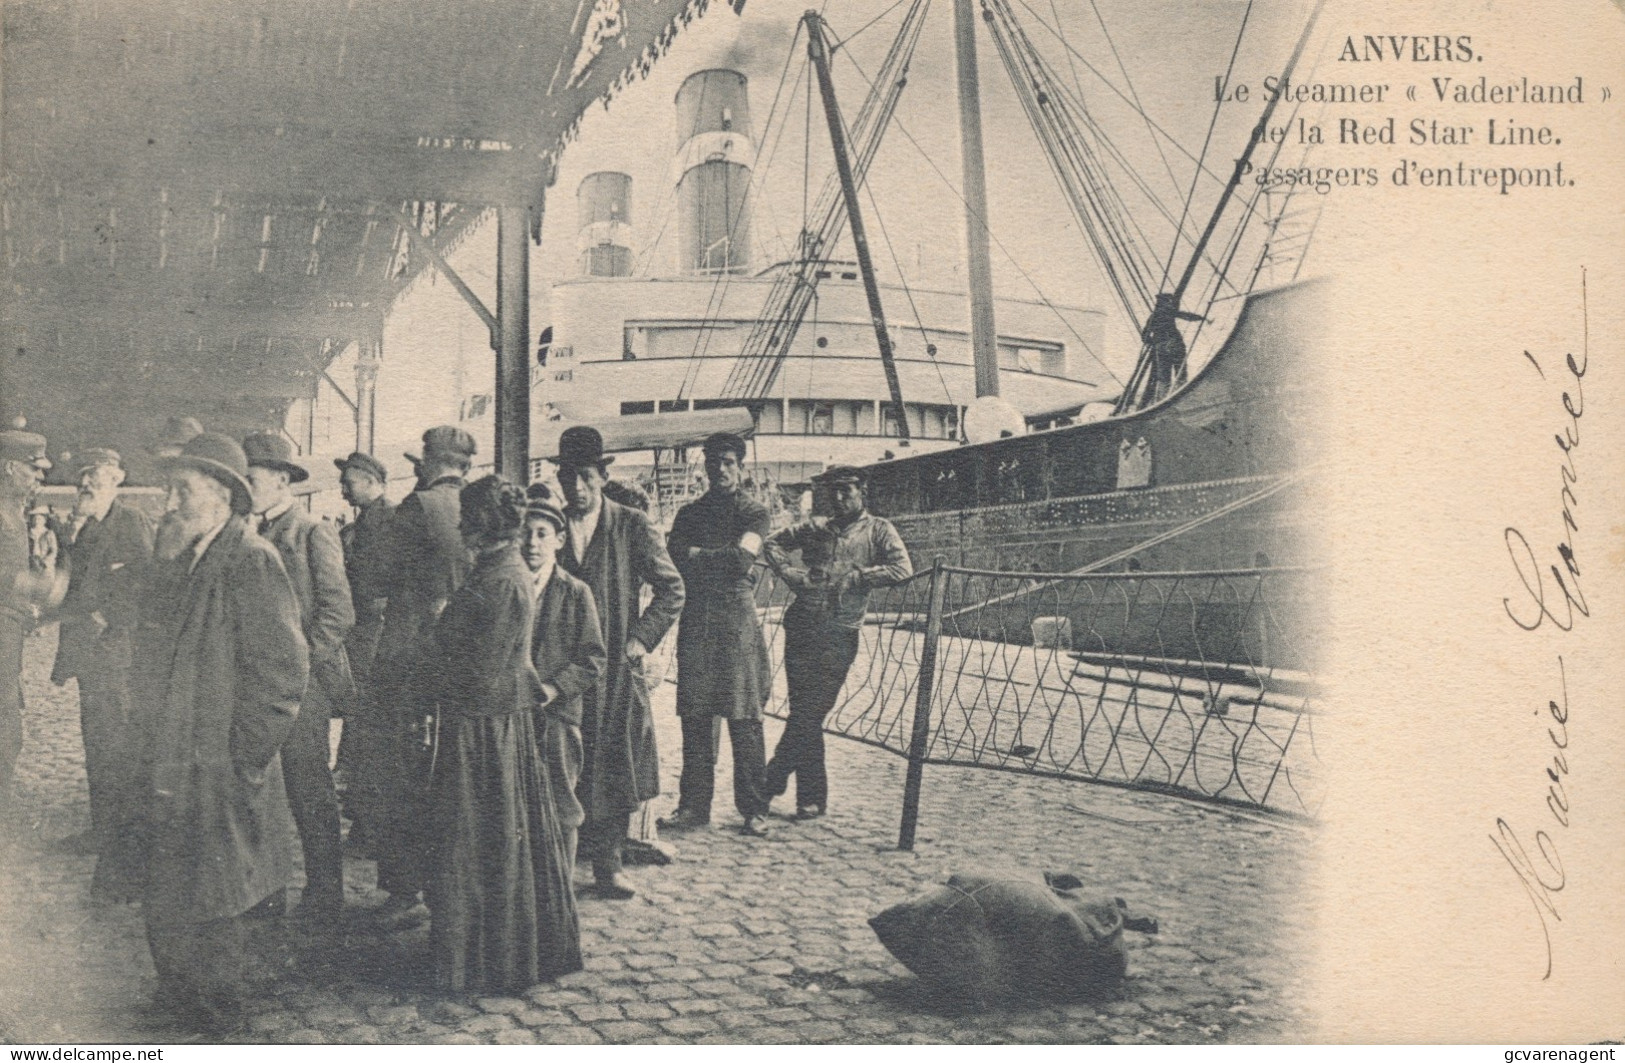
[243,432,355,923]
[138,432,308,1034]
[0,429,59,833]
[371,425,476,919]
[46,448,154,891]
[551,426,684,899]
[762,465,912,819]
[333,451,394,847]
[663,432,773,837]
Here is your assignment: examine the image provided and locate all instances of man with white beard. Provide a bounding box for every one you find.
[136,432,307,1036]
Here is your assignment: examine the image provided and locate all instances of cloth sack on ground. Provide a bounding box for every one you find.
[869,871,1153,1003]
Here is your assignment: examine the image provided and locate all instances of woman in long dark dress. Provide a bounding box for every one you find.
[425,475,582,994]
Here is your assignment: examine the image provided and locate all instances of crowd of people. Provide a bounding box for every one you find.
[0,418,912,1037]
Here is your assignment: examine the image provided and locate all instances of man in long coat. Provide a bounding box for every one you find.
[47,448,154,895]
[552,427,683,899]
[370,425,475,918]
[662,432,772,837]
[140,432,308,1035]
[333,451,394,843]
[244,432,355,922]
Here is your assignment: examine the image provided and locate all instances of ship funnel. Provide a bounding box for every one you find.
[577,172,633,277]
[675,69,754,274]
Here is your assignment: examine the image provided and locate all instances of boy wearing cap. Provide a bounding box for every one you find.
[521,487,606,873]
[762,465,913,819]
[663,432,774,837]
[0,429,58,831]
[243,432,355,923]
[46,448,154,884]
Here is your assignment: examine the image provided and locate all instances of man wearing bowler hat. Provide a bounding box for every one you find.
[371,425,476,920]
[46,448,154,893]
[662,432,773,837]
[762,465,912,819]
[140,432,307,1034]
[551,426,684,899]
[243,432,355,923]
[0,428,59,833]
[333,451,395,846]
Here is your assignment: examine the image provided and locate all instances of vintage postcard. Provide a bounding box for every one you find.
[0,0,1619,1046]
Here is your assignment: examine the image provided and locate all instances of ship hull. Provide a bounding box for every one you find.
[859,279,1326,672]
[863,278,1327,575]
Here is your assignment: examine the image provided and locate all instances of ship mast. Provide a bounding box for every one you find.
[954,0,1001,399]
[805,12,911,442]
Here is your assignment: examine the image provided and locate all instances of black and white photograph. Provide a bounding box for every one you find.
[0,0,1620,1047]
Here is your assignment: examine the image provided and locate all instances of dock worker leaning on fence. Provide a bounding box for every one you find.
[761,464,912,820]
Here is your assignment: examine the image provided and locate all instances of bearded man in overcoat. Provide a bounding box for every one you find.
[139,432,308,1035]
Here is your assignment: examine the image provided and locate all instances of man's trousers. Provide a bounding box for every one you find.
[278,686,344,912]
[762,624,861,812]
[677,714,767,821]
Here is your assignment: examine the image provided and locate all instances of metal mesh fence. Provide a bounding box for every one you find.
[747,561,1323,838]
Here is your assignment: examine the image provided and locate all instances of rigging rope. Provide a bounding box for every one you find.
[829,26,1122,388]
[1010,0,1274,233]
[857,126,956,409]
[1085,0,1181,202]
[1160,0,1253,292]
[718,0,930,402]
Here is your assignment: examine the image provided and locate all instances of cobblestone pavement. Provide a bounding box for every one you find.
[1,628,1313,1044]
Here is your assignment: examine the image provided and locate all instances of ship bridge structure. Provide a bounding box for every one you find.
[1,0,739,484]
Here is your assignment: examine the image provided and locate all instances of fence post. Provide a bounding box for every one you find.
[898,556,947,851]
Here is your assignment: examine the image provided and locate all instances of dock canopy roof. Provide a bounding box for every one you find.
[1,0,737,461]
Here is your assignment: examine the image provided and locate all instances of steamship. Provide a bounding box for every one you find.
[536,65,1107,505]
[544,1,1327,591]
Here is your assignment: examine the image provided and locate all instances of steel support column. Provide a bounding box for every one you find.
[355,332,381,455]
[495,202,533,481]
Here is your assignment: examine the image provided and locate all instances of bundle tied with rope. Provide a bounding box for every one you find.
[869,871,1158,1005]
